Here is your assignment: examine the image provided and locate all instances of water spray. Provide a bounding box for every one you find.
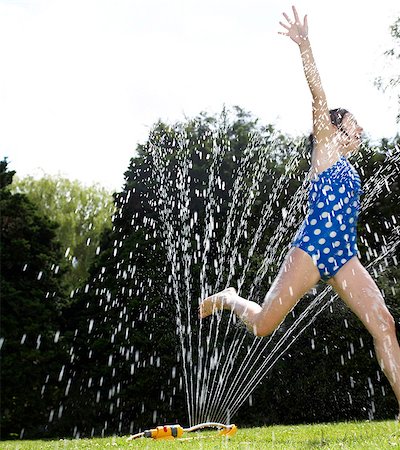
[127,422,237,441]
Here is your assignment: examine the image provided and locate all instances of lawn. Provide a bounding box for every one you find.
[2,420,399,449]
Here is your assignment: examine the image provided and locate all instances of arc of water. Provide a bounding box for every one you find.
[213,133,275,293]
[247,176,308,300]
[360,149,400,211]
[196,137,274,421]
[150,136,197,424]
[223,139,275,289]
[207,326,276,421]
[211,283,331,422]
[195,131,229,425]
[198,309,265,423]
[200,149,309,421]
[151,131,399,425]
[199,130,227,301]
[204,323,247,421]
[177,135,197,424]
[203,147,308,419]
[237,148,306,294]
[205,189,308,418]
[197,134,294,419]
[215,285,335,422]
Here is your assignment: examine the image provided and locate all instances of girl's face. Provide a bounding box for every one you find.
[340,113,364,152]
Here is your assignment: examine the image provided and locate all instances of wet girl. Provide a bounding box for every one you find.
[199,5,400,416]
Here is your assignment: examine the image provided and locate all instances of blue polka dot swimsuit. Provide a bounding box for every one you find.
[292,155,363,281]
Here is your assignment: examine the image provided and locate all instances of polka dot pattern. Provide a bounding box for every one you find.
[292,155,362,281]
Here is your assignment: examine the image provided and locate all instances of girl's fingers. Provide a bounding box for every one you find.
[282,12,292,24]
[292,5,300,22]
[278,31,289,36]
[304,14,308,28]
[279,21,290,31]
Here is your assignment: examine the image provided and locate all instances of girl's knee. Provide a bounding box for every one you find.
[252,310,278,337]
[370,307,396,340]
[247,309,271,337]
[252,322,272,337]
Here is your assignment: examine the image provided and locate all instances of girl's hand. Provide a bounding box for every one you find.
[279,5,308,45]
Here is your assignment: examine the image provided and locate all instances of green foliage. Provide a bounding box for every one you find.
[0,159,15,189]
[0,160,68,439]
[11,175,115,291]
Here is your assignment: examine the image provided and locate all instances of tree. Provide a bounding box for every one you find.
[12,175,115,292]
[0,160,67,439]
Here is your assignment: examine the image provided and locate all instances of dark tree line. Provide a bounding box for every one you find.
[0,161,68,438]
[1,109,399,440]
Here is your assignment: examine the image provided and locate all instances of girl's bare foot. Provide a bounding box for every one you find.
[199,287,237,319]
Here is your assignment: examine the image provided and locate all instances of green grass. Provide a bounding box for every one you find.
[2,420,399,449]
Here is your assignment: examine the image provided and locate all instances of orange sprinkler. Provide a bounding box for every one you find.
[127,422,237,441]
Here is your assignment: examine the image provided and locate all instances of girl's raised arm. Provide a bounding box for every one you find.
[279,6,334,148]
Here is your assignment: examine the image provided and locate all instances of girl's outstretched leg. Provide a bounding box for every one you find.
[199,247,321,336]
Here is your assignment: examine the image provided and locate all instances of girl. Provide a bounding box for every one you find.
[199,5,400,417]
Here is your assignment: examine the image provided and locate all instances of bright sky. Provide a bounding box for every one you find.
[1,0,399,191]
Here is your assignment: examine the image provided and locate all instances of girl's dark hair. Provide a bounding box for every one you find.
[309,107,350,148]
[329,108,349,130]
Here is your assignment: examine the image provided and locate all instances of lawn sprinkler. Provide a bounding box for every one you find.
[127,422,237,441]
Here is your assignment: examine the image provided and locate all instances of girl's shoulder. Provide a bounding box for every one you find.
[309,148,345,179]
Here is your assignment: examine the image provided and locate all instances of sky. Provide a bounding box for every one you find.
[1,0,399,191]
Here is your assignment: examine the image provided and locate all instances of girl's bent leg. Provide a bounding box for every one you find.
[329,256,400,415]
[199,247,321,336]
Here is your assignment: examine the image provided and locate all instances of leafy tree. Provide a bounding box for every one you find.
[12,175,115,291]
[0,160,67,439]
